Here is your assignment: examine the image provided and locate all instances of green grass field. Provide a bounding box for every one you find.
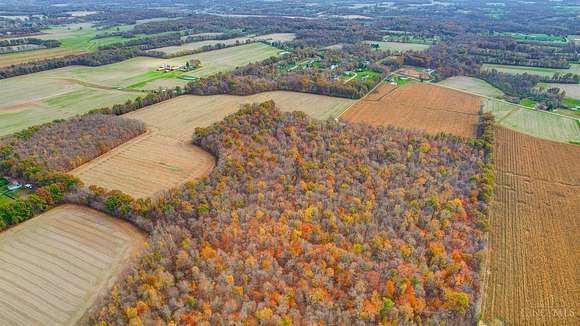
[387,75,415,86]
[0,178,22,206]
[563,97,580,108]
[0,22,175,67]
[519,98,537,108]
[382,34,437,44]
[0,43,283,136]
[483,98,580,143]
[438,76,505,98]
[482,63,580,77]
[129,43,283,89]
[339,68,381,83]
[366,41,430,52]
[503,32,568,43]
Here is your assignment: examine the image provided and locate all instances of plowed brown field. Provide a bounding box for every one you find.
[0,204,144,326]
[481,127,580,325]
[341,83,482,137]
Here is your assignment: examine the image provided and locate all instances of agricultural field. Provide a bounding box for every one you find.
[71,132,215,198]
[481,127,580,326]
[342,82,481,137]
[539,83,580,99]
[149,35,257,55]
[339,68,381,84]
[438,76,505,98]
[74,42,282,89]
[0,23,137,67]
[0,43,283,136]
[518,98,537,108]
[153,33,294,55]
[395,67,432,80]
[0,74,140,137]
[482,63,580,77]
[72,91,353,197]
[254,33,296,42]
[382,33,437,44]
[0,47,87,67]
[0,21,203,67]
[503,32,568,43]
[483,99,580,143]
[126,91,356,140]
[538,83,580,116]
[0,43,46,54]
[0,204,144,325]
[366,40,430,52]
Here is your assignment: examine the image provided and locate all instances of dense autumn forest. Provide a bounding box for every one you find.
[64,102,495,324]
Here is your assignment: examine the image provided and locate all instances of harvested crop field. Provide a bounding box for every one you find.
[71,131,215,198]
[126,91,356,141]
[151,36,257,55]
[0,73,140,137]
[439,76,505,98]
[342,82,482,137]
[154,33,295,55]
[395,67,432,80]
[0,43,282,136]
[481,127,580,326]
[255,33,296,42]
[365,40,430,52]
[483,98,580,143]
[0,204,144,326]
[0,47,86,68]
[72,91,351,197]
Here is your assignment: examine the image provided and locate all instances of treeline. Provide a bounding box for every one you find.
[99,31,261,58]
[131,14,382,47]
[98,32,182,51]
[185,73,365,98]
[91,88,182,116]
[477,70,566,110]
[0,47,144,79]
[85,102,491,325]
[404,35,578,108]
[0,37,60,48]
[146,39,256,59]
[183,45,392,99]
[0,114,145,231]
[182,31,246,44]
[466,36,577,69]
[415,34,578,79]
[87,10,179,26]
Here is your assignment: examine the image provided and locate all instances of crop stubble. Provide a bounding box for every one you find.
[0,204,144,326]
[71,91,353,197]
[72,131,215,198]
[481,127,580,325]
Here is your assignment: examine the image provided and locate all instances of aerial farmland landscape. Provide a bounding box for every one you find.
[0,0,578,325]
